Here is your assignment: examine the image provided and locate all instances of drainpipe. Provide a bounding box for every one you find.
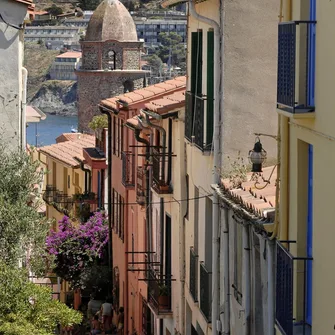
[267,239,275,335]
[74,158,92,193]
[22,67,28,150]
[136,117,154,264]
[134,129,151,265]
[99,106,113,274]
[222,206,230,334]
[188,0,221,332]
[140,111,167,183]
[242,224,250,335]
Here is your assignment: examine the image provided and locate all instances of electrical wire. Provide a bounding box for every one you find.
[100,193,213,206]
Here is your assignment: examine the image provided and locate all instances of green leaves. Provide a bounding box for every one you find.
[0,262,82,335]
[0,146,51,275]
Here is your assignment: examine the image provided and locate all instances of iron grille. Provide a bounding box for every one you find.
[189,247,198,302]
[147,269,172,314]
[275,241,313,335]
[200,262,212,322]
[136,166,146,205]
[152,148,170,194]
[277,21,316,113]
[43,185,56,204]
[184,92,209,150]
[185,91,194,141]
[122,151,135,187]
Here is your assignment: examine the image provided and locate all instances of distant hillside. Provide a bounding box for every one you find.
[34,0,164,13]
[24,43,59,100]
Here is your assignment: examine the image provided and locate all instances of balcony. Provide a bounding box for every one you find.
[200,262,212,322]
[185,92,212,151]
[147,269,172,317]
[122,151,135,188]
[136,166,146,206]
[152,148,171,194]
[276,241,312,335]
[189,247,198,302]
[43,186,74,216]
[277,21,316,115]
[43,184,57,204]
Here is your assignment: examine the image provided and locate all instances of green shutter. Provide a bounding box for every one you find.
[191,32,198,94]
[197,31,203,96]
[206,30,214,146]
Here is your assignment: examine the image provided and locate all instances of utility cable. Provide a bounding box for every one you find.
[0,13,23,30]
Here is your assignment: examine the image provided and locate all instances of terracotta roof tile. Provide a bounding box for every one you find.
[56,51,82,59]
[144,91,185,113]
[101,76,186,110]
[220,165,277,219]
[39,133,95,166]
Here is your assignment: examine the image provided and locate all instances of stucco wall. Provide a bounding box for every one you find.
[0,0,27,150]
[187,0,278,170]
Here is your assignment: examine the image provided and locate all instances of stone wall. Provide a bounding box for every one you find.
[82,44,100,70]
[77,73,145,133]
[123,49,140,70]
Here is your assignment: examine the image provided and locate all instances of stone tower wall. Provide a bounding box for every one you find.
[77,73,144,132]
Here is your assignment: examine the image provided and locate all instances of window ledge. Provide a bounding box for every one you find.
[277,108,315,119]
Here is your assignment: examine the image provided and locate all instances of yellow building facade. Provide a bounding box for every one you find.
[275,0,331,334]
[38,133,95,304]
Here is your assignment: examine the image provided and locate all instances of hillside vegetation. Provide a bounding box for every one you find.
[24,43,59,100]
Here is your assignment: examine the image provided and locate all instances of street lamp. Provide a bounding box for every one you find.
[248,137,267,173]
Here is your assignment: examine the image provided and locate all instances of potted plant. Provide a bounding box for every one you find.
[158,283,170,309]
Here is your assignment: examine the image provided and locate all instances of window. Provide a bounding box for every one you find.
[107,50,116,70]
[112,188,124,242]
[233,223,243,304]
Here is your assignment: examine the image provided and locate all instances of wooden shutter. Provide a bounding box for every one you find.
[206,30,214,146]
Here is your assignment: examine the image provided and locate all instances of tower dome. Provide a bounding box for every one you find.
[85,0,138,42]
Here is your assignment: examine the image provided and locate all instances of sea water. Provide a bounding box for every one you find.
[26,113,78,147]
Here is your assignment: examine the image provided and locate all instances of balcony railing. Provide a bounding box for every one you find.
[200,262,212,322]
[122,151,135,187]
[277,21,316,113]
[152,148,171,194]
[276,241,313,335]
[136,166,146,206]
[189,247,198,302]
[185,92,212,151]
[43,184,57,204]
[147,269,172,315]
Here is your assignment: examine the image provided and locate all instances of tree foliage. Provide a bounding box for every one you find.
[88,114,108,131]
[0,145,51,275]
[157,32,186,70]
[46,214,109,289]
[0,262,82,335]
[46,5,63,16]
[78,0,102,10]
[146,54,163,75]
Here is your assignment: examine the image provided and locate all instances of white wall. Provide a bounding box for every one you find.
[0,0,27,150]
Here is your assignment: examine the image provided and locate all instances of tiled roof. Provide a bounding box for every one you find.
[56,51,82,59]
[125,89,185,128]
[12,0,33,6]
[219,166,277,219]
[144,90,185,113]
[39,133,95,167]
[100,76,186,110]
[56,133,93,144]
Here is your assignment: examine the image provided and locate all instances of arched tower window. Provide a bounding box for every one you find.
[123,80,134,93]
[107,50,116,70]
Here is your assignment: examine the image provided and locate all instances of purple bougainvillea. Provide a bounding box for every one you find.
[46,212,109,288]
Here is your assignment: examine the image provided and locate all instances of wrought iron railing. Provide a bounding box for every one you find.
[189,247,198,302]
[276,241,313,335]
[147,269,172,314]
[43,184,57,204]
[122,151,135,187]
[277,21,316,113]
[152,148,170,194]
[136,166,146,205]
[200,262,212,322]
[184,92,211,150]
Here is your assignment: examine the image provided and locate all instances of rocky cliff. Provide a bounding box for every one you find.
[30,80,78,116]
